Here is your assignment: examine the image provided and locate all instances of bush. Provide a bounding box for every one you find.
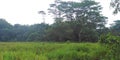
[99,33,120,60]
[99,33,120,44]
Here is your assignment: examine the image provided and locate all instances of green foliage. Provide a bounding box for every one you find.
[45,21,74,42]
[0,19,12,29]
[0,20,49,41]
[99,33,120,60]
[110,20,120,35]
[0,42,119,60]
[110,0,120,14]
[47,0,107,42]
[0,19,13,41]
[99,33,120,44]
[46,43,108,60]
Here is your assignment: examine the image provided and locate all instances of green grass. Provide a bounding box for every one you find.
[0,42,109,60]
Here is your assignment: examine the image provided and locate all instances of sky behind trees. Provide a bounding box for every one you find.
[0,0,119,26]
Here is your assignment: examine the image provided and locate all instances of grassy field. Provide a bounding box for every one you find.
[0,42,109,60]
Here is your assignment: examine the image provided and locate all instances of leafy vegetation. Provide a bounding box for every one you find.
[0,42,112,60]
[99,33,120,60]
[110,0,120,14]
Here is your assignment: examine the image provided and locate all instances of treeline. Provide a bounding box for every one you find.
[0,0,119,42]
[0,19,49,41]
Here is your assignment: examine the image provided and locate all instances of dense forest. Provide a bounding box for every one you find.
[0,0,119,42]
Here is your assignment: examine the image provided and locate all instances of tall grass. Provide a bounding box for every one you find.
[0,42,111,60]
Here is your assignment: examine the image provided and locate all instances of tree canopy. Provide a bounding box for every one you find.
[111,0,120,14]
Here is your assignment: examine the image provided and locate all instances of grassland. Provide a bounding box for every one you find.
[0,42,109,60]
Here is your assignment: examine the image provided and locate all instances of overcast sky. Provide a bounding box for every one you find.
[0,0,120,26]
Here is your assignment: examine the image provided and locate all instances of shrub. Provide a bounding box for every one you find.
[99,33,120,44]
[99,33,120,60]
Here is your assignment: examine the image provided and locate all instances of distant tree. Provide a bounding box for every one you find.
[0,19,12,29]
[0,19,13,41]
[38,11,46,23]
[48,0,62,18]
[45,21,74,42]
[110,20,120,35]
[0,18,49,41]
[27,23,49,41]
[12,24,30,41]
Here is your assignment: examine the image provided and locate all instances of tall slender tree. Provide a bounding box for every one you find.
[38,11,46,23]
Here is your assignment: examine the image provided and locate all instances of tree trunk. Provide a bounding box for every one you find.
[78,32,81,42]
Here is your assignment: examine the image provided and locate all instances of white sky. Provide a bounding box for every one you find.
[0,0,119,26]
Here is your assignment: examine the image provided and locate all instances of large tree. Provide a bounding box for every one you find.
[48,0,107,42]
